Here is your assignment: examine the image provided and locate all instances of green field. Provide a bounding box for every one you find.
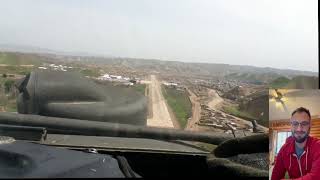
[3,99,17,112]
[269,75,318,89]
[79,68,101,77]
[222,105,268,127]
[222,105,256,120]
[269,76,290,88]
[0,77,17,112]
[162,85,192,129]
[132,84,146,95]
[0,52,42,66]
[193,142,217,152]
[0,66,34,75]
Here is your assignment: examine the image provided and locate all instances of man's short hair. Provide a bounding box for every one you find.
[291,107,311,120]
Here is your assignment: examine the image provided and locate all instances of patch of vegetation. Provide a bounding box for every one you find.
[4,79,15,93]
[269,75,319,89]
[226,72,283,85]
[225,101,270,126]
[162,85,192,128]
[0,66,34,75]
[269,76,290,88]
[4,99,17,112]
[79,69,100,77]
[132,84,146,95]
[286,76,319,89]
[0,52,42,66]
[222,105,256,121]
[193,142,217,152]
[0,76,18,112]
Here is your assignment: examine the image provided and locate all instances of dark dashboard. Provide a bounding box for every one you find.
[0,134,268,179]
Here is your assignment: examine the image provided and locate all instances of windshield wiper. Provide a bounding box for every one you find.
[0,112,234,145]
[0,124,46,141]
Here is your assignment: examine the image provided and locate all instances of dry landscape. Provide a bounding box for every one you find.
[1,51,318,136]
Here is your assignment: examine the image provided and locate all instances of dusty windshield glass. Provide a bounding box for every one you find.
[0,0,317,134]
[0,0,318,174]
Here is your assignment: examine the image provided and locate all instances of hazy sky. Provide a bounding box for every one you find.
[0,0,318,72]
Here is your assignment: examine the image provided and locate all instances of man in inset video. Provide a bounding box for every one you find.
[272,107,320,180]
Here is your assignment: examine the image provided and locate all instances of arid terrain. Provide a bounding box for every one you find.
[146,75,174,128]
[1,50,318,135]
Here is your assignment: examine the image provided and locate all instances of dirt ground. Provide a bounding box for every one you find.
[206,88,254,129]
[146,75,174,128]
[207,89,223,108]
[185,88,255,134]
[185,89,201,131]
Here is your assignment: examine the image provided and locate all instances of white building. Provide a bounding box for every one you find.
[164,82,178,86]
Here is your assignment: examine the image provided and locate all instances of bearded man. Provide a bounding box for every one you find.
[271,107,320,180]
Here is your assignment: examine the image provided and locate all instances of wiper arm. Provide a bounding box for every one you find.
[0,112,234,145]
[0,124,46,141]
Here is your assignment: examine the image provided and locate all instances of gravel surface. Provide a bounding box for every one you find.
[227,152,268,171]
[147,75,174,128]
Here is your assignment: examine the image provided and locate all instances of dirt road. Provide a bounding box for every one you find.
[147,75,174,128]
[185,89,201,131]
[207,89,223,108]
[207,88,253,128]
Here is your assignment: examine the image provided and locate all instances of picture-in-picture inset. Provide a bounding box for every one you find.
[269,89,320,180]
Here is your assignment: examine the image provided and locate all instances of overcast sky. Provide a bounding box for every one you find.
[0,0,318,72]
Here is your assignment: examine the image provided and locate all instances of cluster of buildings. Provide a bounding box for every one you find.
[163,82,178,87]
[163,81,186,91]
[192,78,244,95]
[38,64,73,71]
[97,73,139,86]
[196,104,252,133]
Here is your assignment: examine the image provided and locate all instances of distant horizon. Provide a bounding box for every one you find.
[0,43,318,74]
[0,0,317,72]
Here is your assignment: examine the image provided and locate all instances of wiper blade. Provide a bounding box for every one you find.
[0,124,47,141]
[0,112,234,145]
